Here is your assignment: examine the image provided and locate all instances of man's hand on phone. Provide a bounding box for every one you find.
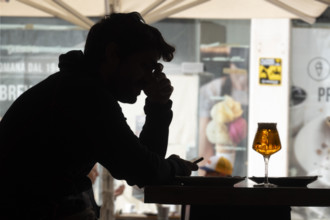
[168,154,199,177]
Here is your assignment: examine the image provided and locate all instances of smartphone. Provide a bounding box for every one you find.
[192,157,204,164]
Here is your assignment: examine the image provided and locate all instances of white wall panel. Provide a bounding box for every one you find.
[248,19,290,182]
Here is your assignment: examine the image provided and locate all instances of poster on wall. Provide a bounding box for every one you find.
[198,45,249,178]
[290,27,330,219]
[259,57,282,85]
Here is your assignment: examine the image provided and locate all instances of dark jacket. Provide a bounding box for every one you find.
[0,50,183,219]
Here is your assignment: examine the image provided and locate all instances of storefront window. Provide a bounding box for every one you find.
[0,17,88,118]
[289,14,330,219]
[197,20,250,178]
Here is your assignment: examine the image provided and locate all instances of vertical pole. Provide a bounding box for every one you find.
[100,167,115,220]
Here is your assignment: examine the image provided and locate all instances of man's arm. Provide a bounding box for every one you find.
[140,64,174,157]
[139,98,172,157]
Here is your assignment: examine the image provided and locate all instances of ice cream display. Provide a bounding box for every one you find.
[206,95,247,146]
[210,95,243,124]
[206,120,232,145]
[228,117,247,145]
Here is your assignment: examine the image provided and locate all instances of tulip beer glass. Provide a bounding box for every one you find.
[252,123,281,187]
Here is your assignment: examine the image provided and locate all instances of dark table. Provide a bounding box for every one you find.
[144,185,330,219]
[144,185,330,206]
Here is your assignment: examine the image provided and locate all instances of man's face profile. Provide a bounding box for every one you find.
[109,50,159,104]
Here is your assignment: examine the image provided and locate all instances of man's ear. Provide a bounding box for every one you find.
[99,42,120,79]
[105,42,119,67]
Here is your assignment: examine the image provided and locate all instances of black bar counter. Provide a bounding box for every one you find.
[144,185,330,220]
[144,185,330,206]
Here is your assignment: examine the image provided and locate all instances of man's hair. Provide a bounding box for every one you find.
[84,12,175,67]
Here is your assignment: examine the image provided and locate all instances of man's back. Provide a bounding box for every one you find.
[0,71,95,202]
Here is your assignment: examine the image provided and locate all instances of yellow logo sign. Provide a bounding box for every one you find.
[259,58,282,85]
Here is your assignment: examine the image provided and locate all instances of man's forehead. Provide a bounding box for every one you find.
[133,50,159,63]
[143,50,159,59]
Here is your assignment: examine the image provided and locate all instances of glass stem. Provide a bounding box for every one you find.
[264,156,270,184]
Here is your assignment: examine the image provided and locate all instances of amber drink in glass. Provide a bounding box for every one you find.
[252,123,281,187]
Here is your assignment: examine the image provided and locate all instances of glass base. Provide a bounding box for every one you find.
[253,183,277,188]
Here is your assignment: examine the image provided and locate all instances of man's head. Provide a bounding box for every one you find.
[84,12,175,103]
[84,12,174,67]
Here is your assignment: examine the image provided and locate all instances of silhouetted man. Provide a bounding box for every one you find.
[0,12,197,219]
